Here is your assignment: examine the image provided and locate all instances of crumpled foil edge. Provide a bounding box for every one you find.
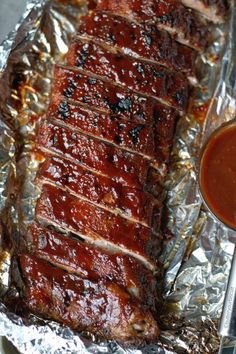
[0,0,47,73]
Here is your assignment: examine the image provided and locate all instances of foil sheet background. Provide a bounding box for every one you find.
[0,0,235,353]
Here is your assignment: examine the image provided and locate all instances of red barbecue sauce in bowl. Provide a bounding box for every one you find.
[199,121,236,230]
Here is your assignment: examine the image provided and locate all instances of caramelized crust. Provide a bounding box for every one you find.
[48,97,156,160]
[35,184,162,268]
[47,95,177,166]
[78,11,197,83]
[36,156,161,227]
[36,121,150,189]
[28,223,159,312]
[50,69,178,165]
[67,38,189,111]
[19,254,160,342]
[53,66,155,123]
[96,0,210,51]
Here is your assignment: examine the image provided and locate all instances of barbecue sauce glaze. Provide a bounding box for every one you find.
[199,123,236,229]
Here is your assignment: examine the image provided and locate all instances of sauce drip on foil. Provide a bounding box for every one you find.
[200,123,236,229]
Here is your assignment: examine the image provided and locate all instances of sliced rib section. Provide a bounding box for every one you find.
[35,184,162,268]
[19,254,159,342]
[52,66,179,154]
[96,0,209,51]
[36,121,150,189]
[47,95,177,166]
[67,38,189,112]
[181,0,229,23]
[53,65,155,123]
[51,68,179,165]
[78,11,197,84]
[27,222,159,312]
[48,97,155,160]
[36,156,162,227]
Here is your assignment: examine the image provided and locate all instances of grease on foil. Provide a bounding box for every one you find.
[0,0,235,353]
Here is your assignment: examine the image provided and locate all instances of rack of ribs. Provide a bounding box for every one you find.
[15,0,227,344]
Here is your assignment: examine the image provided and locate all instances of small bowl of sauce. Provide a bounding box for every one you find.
[199,120,236,339]
[199,120,236,230]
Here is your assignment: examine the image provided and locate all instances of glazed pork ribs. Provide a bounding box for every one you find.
[96,0,210,50]
[77,11,197,84]
[16,0,221,344]
[20,253,159,342]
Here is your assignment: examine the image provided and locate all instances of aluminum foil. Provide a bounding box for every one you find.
[0,0,235,353]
